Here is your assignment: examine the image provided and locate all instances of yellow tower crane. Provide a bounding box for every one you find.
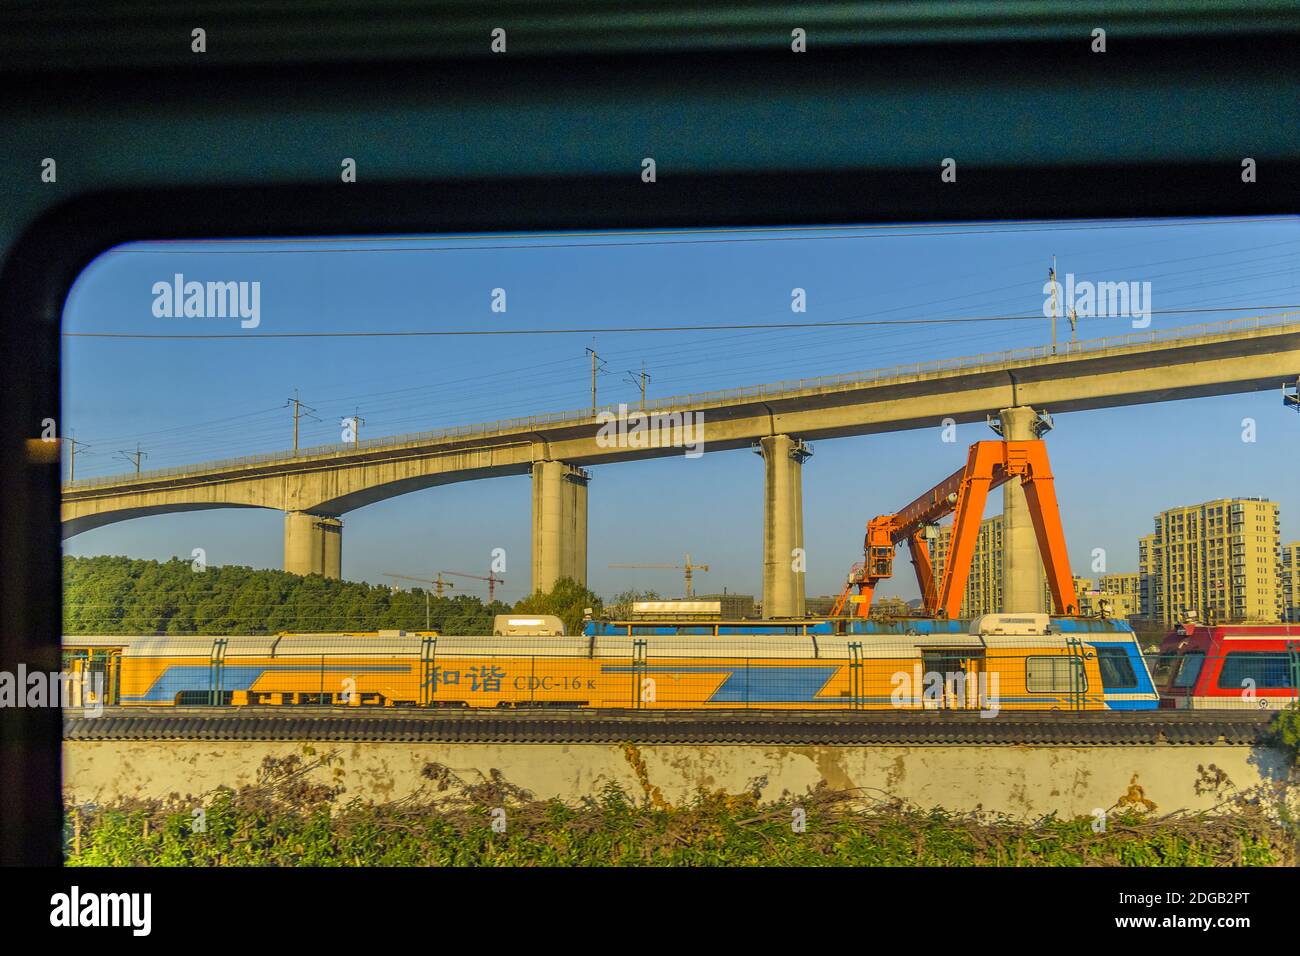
[608,554,710,598]
[381,572,456,630]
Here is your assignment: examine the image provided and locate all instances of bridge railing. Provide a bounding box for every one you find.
[63,311,1300,490]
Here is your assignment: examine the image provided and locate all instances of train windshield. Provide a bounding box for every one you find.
[1171,652,1205,689]
[1093,646,1138,689]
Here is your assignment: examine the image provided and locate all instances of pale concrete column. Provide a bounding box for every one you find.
[320,517,343,579]
[284,512,343,579]
[998,406,1044,613]
[530,461,590,593]
[757,435,812,618]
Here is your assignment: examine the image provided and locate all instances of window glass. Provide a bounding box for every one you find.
[1094,646,1138,689]
[1173,652,1205,688]
[1026,656,1087,693]
[1218,653,1296,689]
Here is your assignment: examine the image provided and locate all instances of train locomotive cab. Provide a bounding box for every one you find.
[1155,622,1300,710]
[1049,617,1159,711]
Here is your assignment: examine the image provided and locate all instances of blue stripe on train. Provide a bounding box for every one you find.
[124,664,410,702]
[600,665,839,702]
[1104,699,1159,710]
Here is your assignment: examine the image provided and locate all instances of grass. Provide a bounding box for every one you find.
[64,752,1297,867]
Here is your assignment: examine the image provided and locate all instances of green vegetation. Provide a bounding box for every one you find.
[66,756,1293,866]
[509,576,604,636]
[63,555,512,635]
[1273,701,1300,768]
[62,555,611,636]
[603,588,661,617]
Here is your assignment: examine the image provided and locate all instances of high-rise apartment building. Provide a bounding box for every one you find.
[1139,498,1281,626]
[1138,533,1156,620]
[1282,541,1300,623]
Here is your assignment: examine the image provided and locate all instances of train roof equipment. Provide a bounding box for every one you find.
[969,613,1053,636]
[630,600,722,618]
[493,614,565,636]
[829,439,1079,620]
[580,614,1135,638]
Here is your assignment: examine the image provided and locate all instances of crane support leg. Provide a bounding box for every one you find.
[936,445,998,618]
[1021,473,1079,615]
[906,530,938,615]
[855,580,879,618]
[936,479,991,618]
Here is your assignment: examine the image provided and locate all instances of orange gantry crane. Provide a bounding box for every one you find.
[829,439,1079,619]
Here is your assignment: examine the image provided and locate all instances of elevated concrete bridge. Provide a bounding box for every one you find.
[61,315,1300,615]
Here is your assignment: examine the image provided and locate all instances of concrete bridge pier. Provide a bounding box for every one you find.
[530,461,589,594]
[757,435,812,618]
[283,512,343,579]
[996,406,1046,613]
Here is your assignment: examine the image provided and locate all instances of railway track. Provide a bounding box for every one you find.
[64,707,1280,746]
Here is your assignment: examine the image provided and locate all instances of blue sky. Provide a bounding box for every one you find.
[61,217,1300,603]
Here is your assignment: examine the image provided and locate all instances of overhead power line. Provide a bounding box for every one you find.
[59,305,1300,340]
[113,444,147,475]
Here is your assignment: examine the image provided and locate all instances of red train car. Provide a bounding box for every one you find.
[1155,622,1300,710]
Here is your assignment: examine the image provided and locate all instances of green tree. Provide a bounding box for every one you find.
[62,555,500,636]
[512,578,604,636]
[605,588,661,620]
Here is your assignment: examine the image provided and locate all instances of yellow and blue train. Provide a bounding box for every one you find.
[62,613,1158,712]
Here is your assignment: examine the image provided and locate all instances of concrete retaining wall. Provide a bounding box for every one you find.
[64,740,1292,817]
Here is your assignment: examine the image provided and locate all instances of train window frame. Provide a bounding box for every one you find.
[1093,646,1140,690]
[1024,656,1089,695]
[4,26,1300,867]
